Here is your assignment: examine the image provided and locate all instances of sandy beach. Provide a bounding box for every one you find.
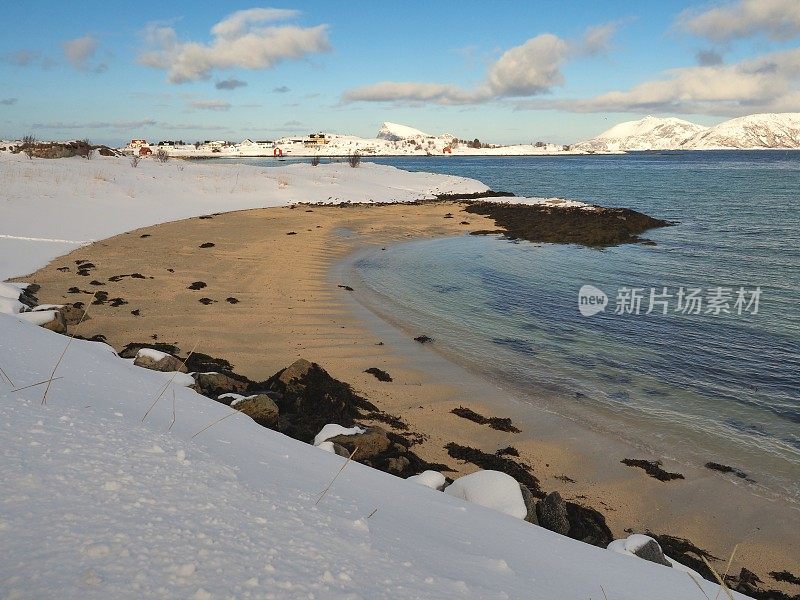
[20,200,799,591]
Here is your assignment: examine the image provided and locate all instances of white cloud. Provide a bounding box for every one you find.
[190,100,231,111]
[139,9,330,83]
[677,0,800,42]
[1,49,42,67]
[517,48,800,116]
[343,24,618,106]
[0,98,18,106]
[63,35,99,70]
[486,34,570,96]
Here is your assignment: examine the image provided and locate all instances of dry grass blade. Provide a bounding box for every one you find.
[11,377,64,393]
[702,556,735,600]
[167,389,176,432]
[366,508,378,519]
[0,362,15,387]
[715,544,739,600]
[141,341,199,422]
[315,446,358,506]
[687,572,711,600]
[190,410,236,439]
[599,585,608,600]
[42,293,96,405]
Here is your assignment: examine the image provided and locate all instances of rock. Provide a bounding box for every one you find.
[328,427,391,460]
[387,456,411,474]
[233,394,279,426]
[194,372,250,397]
[536,491,570,535]
[407,471,446,491]
[608,534,671,568]
[39,311,67,334]
[519,484,539,524]
[444,470,528,519]
[565,502,614,547]
[277,358,314,388]
[61,304,89,326]
[133,348,187,373]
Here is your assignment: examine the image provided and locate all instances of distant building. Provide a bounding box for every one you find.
[306,133,329,146]
[129,139,148,148]
[138,146,153,156]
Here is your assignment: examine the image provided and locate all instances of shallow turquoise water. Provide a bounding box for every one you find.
[355,153,800,499]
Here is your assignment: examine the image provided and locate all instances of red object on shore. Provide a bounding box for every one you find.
[443,146,452,153]
[274,147,283,157]
[139,147,152,156]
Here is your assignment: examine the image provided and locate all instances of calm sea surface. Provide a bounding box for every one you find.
[222,153,800,499]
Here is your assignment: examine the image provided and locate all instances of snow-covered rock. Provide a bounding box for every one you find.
[682,113,800,149]
[608,534,704,578]
[231,393,279,425]
[133,348,187,373]
[444,470,528,520]
[407,470,447,491]
[576,116,707,152]
[314,424,366,446]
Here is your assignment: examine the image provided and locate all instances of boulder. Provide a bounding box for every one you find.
[328,426,391,460]
[607,534,671,568]
[444,470,528,519]
[407,471,447,491]
[60,304,89,326]
[39,311,67,334]
[233,394,279,426]
[194,372,250,396]
[387,456,411,474]
[536,491,570,536]
[278,358,313,388]
[133,348,187,373]
[565,502,614,547]
[519,484,539,524]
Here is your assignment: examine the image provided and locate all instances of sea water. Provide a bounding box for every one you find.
[354,152,800,500]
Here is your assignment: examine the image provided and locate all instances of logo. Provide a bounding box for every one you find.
[578,285,608,316]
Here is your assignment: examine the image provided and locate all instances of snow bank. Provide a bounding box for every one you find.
[0,314,747,598]
[0,153,488,280]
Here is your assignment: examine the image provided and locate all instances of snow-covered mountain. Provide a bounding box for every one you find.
[575,116,708,152]
[681,113,800,149]
[377,121,433,141]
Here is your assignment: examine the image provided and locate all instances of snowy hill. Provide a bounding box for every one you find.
[376,121,432,141]
[575,116,708,152]
[682,113,800,149]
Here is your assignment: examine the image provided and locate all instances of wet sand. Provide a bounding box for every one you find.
[19,201,800,592]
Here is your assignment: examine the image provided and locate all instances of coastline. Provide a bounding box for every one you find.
[17,201,799,592]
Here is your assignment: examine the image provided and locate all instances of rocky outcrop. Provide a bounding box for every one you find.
[233,394,279,426]
[133,349,187,373]
[194,372,250,397]
[536,492,570,535]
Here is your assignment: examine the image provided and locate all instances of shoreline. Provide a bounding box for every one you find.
[17,201,799,594]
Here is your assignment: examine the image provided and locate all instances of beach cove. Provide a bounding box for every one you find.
[19,194,799,591]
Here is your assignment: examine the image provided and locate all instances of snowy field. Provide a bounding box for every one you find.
[0,152,487,280]
[0,153,746,598]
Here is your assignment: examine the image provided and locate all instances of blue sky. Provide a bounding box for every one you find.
[1,1,798,145]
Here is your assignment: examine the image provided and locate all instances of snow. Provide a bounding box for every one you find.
[576,116,707,153]
[0,315,745,599]
[577,112,800,152]
[16,310,57,326]
[316,441,338,454]
[682,112,800,149]
[377,121,432,141]
[444,470,528,520]
[0,296,24,314]
[608,535,704,580]
[314,423,366,446]
[0,153,488,280]
[406,470,446,491]
[135,348,169,362]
